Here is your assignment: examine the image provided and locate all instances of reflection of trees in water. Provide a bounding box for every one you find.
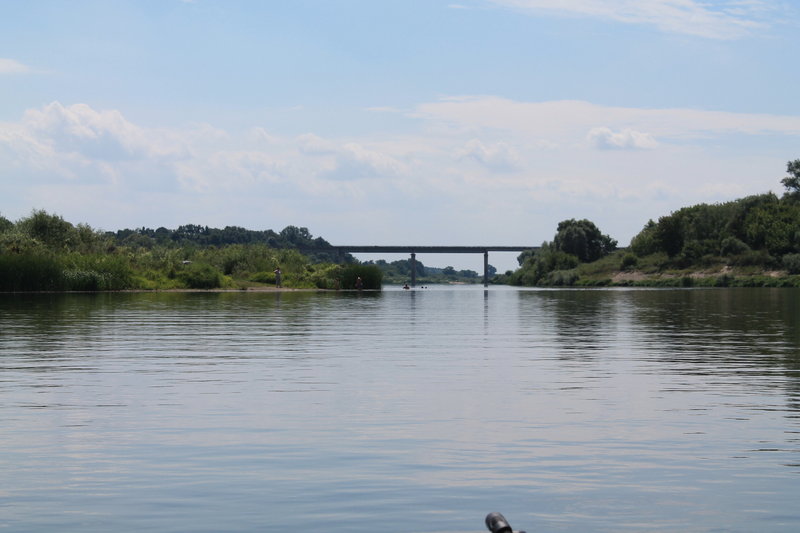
[0,293,132,358]
[629,289,799,364]
[628,288,800,410]
[0,293,246,377]
[515,288,800,410]
[518,289,627,360]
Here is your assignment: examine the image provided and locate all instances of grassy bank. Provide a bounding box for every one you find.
[496,249,800,288]
[0,211,383,292]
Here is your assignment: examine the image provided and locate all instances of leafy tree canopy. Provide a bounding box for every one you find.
[781,159,800,198]
[552,218,617,263]
[626,160,800,265]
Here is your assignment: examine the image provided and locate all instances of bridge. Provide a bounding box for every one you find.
[327,245,538,287]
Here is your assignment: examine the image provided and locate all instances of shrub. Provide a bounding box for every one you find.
[309,264,344,289]
[63,254,134,290]
[620,253,638,270]
[250,271,276,284]
[178,262,222,289]
[782,253,800,275]
[545,269,579,286]
[62,269,106,291]
[729,249,775,267]
[340,264,383,290]
[720,236,750,256]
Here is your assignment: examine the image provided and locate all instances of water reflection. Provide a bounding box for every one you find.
[1,288,799,533]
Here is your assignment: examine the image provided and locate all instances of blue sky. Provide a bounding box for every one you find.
[2,0,799,271]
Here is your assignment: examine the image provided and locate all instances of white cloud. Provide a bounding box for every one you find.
[21,102,184,160]
[297,133,338,155]
[297,133,405,180]
[415,96,800,142]
[488,0,775,39]
[0,58,31,74]
[456,139,522,169]
[587,127,658,150]
[324,142,405,181]
[1,98,796,256]
[175,150,284,192]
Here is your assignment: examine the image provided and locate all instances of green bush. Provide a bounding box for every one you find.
[729,249,775,267]
[250,271,277,284]
[63,254,134,290]
[340,264,382,289]
[16,210,75,249]
[178,262,222,289]
[308,263,344,289]
[63,269,107,291]
[720,236,750,256]
[620,253,638,270]
[545,269,579,286]
[782,253,800,274]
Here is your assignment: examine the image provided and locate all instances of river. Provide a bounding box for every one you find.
[1,286,799,532]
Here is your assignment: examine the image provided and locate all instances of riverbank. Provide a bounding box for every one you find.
[559,250,800,287]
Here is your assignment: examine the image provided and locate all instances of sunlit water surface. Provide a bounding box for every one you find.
[1,287,799,532]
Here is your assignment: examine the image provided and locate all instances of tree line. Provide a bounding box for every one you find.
[363,258,494,284]
[506,159,800,287]
[0,212,378,291]
[4,158,799,290]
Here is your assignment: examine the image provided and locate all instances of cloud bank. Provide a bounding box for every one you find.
[1,98,798,248]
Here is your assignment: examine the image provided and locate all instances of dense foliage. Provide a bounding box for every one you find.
[629,191,800,267]
[509,219,616,286]
[112,223,343,263]
[505,159,800,287]
[0,210,379,292]
[552,219,618,262]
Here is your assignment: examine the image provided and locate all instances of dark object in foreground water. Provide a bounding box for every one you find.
[485,512,527,533]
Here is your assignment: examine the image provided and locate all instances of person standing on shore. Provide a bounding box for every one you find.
[355,276,364,290]
[274,267,282,288]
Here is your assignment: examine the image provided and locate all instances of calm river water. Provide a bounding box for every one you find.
[1,286,799,532]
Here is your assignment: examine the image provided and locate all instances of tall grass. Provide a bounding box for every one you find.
[0,254,63,291]
[0,253,134,292]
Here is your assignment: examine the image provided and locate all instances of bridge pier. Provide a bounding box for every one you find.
[483,250,489,287]
[410,252,416,287]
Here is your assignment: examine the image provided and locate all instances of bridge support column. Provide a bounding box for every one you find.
[410,252,416,287]
[483,251,489,287]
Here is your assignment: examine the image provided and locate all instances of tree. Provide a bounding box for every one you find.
[654,213,684,257]
[552,219,617,262]
[17,209,75,249]
[630,220,658,256]
[0,214,12,233]
[781,159,800,197]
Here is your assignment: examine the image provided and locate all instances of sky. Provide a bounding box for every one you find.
[2,0,799,272]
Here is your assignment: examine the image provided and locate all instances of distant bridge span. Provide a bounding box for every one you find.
[327,245,538,287]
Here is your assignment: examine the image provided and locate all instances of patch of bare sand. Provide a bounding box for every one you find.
[611,271,648,283]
